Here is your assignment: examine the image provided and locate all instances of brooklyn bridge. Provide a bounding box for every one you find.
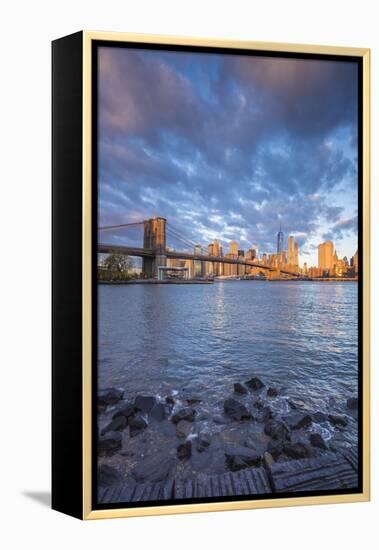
[98,216,301,279]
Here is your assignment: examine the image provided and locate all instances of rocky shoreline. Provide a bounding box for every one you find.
[97,377,359,503]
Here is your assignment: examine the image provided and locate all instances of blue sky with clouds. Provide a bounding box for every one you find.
[98,46,359,266]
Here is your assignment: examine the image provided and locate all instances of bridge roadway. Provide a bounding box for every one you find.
[98,243,301,277]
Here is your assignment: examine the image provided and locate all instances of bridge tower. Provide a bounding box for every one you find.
[142,217,167,278]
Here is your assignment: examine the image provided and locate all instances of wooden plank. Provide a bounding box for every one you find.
[149,482,162,502]
[132,482,150,502]
[230,471,243,496]
[210,475,221,497]
[196,474,206,498]
[118,483,136,503]
[161,479,174,500]
[270,454,358,493]
[97,486,108,503]
[174,478,185,499]
[185,479,194,499]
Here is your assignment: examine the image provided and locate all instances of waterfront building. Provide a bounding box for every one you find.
[238,250,245,276]
[194,243,203,278]
[318,240,334,272]
[302,262,308,275]
[354,249,358,274]
[277,224,284,254]
[288,236,295,266]
[294,241,299,270]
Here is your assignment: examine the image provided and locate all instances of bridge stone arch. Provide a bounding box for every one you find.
[142,217,167,278]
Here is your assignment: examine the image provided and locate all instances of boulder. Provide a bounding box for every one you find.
[176,419,193,438]
[98,431,122,456]
[283,442,313,459]
[234,382,248,395]
[132,456,176,483]
[100,415,127,436]
[165,395,176,406]
[98,464,123,487]
[283,413,312,430]
[177,441,192,460]
[266,440,284,459]
[263,451,275,468]
[267,387,278,398]
[197,434,211,453]
[264,419,290,440]
[312,411,328,423]
[245,377,265,391]
[225,446,262,471]
[171,407,196,424]
[150,403,167,421]
[309,432,328,450]
[328,414,348,427]
[184,397,202,405]
[112,401,135,420]
[224,398,251,421]
[253,399,265,410]
[347,397,358,410]
[261,406,274,422]
[98,388,124,409]
[129,414,148,437]
[134,395,157,414]
[287,397,306,410]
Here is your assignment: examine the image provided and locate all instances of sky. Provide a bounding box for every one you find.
[98,46,359,266]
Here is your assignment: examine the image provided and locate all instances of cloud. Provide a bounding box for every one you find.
[97,46,358,259]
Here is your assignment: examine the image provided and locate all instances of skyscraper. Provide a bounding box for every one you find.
[318,241,334,271]
[288,236,295,265]
[277,224,284,254]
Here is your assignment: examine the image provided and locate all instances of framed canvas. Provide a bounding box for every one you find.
[52,31,370,520]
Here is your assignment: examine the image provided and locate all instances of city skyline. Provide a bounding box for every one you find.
[98,47,358,267]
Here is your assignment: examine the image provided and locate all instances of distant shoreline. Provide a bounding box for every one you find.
[98,278,358,285]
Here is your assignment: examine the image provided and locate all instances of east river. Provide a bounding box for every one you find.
[99,281,358,418]
[98,280,359,484]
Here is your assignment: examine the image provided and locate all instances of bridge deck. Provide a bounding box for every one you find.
[98,450,358,505]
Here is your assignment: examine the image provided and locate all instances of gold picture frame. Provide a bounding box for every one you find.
[52,31,370,520]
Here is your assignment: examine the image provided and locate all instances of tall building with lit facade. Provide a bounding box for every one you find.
[318,241,334,271]
[288,236,295,265]
[193,244,203,278]
[277,224,284,254]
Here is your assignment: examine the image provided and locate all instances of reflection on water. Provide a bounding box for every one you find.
[98,281,358,423]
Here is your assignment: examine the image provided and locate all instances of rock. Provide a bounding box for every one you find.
[287,397,306,410]
[213,415,228,425]
[129,414,148,437]
[132,456,176,483]
[176,419,193,438]
[98,388,124,409]
[253,399,265,410]
[165,395,176,406]
[234,382,248,395]
[112,402,135,420]
[283,442,313,459]
[98,464,123,486]
[328,414,348,427]
[261,406,274,422]
[245,377,265,391]
[309,432,328,450]
[263,451,275,468]
[171,407,196,424]
[264,419,290,440]
[184,397,202,405]
[283,413,312,430]
[98,431,122,456]
[266,440,284,459]
[224,398,252,421]
[225,446,262,471]
[267,387,278,398]
[197,434,211,453]
[177,441,192,460]
[100,415,127,435]
[312,411,328,423]
[347,397,358,410]
[150,403,167,421]
[134,395,157,414]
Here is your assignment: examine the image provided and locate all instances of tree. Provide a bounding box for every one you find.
[102,253,133,273]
